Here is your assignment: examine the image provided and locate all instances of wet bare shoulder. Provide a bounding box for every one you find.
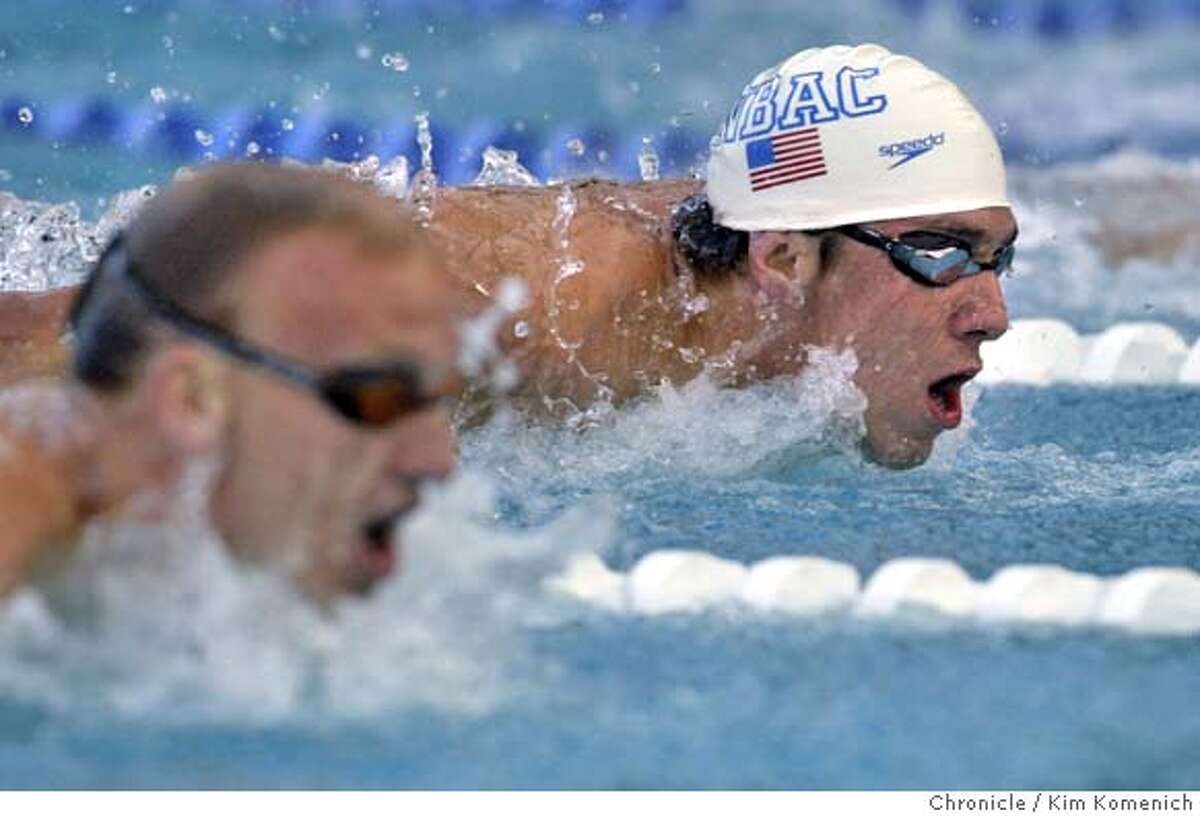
[0,288,74,386]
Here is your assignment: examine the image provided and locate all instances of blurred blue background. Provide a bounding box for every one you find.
[3,0,1200,208]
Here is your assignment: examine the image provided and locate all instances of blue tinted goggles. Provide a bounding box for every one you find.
[835,224,1016,287]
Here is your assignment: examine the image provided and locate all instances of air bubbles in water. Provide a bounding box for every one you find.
[194,129,214,148]
[149,86,168,104]
[245,141,261,157]
[473,146,539,188]
[281,117,295,132]
[565,137,585,157]
[513,321,530,339]
[16,107,33,126]
[355,43,372,60]
[586,11,604,25]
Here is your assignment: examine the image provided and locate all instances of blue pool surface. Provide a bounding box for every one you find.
[0,385,1198,789]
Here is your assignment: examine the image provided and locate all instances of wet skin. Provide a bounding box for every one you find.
[433,179,1015,467]
[210,228,460,599]
[0,180,1013,470]
[0,228,460,602]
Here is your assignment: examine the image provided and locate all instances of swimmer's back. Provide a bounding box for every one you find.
[431,179,700,404]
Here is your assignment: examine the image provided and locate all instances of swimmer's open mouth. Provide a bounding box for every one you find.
[359,506,416,580]
[927,370,977,430]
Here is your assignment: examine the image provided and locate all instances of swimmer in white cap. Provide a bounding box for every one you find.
[2,44,1015,470]
[0,164,459,601]
[434,43,1017,467]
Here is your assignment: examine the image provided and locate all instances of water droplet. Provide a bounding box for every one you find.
[513,321,530,339]
[649,61,661,74]
[381,52,409,72]
[281,117,295,131]
[473,146,539,188]
[586,11,604,24]
[194,129,214,147]
[565,137,585,157]
[355,43,372,60]
[106,71,117,85]
[245,141,261,156]
[637,142,660,182]
[16,107,33,125]
[149,86,168,104]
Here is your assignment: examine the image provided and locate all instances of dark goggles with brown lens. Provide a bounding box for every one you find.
[835,224,1016,287]
[70,234,451,428]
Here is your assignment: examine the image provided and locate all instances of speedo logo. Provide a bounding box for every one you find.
[878,132,946,169]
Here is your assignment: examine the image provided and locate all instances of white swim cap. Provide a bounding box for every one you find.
[705,43,1010,232]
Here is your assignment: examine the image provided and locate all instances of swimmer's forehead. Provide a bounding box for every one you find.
[233,227,460,369]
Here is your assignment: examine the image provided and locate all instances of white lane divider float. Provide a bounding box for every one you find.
[545,551,1200,636]
[739,556,860,615]
[627,549,748,615]
[982,318,1198,385]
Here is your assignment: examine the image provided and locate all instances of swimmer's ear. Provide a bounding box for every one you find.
[747,231,822,302]
[142,346,229,455]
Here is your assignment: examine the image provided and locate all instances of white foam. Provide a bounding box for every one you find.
[856,557,980,619]
[1079,322,1188,384]
[627,549,747,615]
[1096,567,1200,636]
[978,319,1083,385]
[739,556,860,615]
[976,564,1107,627]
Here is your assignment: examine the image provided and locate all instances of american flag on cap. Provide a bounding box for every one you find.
[744,127,827,192]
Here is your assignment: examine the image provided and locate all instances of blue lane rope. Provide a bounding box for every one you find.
[891,0,1200,38]
[6,94,1200,177]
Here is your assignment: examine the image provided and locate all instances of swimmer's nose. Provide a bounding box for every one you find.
[950,273,1009,343]
[384,405,456,482]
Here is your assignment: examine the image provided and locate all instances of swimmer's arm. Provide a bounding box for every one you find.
[0,427,80,598]
[0,288,76,387]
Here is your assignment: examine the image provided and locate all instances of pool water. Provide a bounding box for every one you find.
[1,382,1199,789]
[3,0,1200,791]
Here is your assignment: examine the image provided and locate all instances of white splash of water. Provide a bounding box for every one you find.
[0,462,612,725]
[637,140,660,182]
[409,111,438,227]
[471,146,540,188]
[463,346,867,488]
[0,186,155,291]
[457,276,529,394]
